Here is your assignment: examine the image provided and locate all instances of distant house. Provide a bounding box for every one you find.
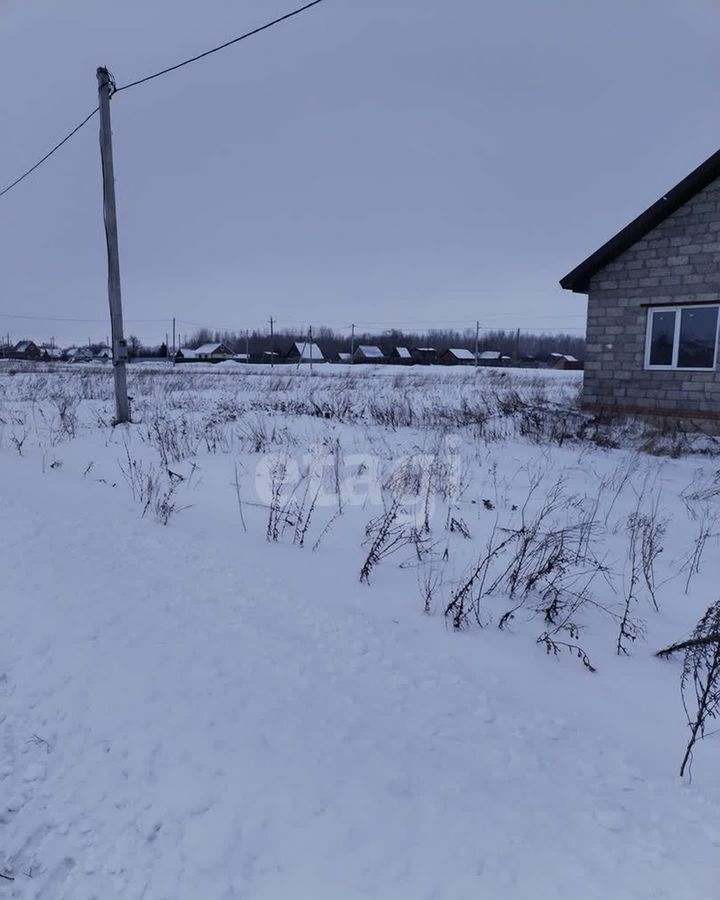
[353,345,384,363]
[561,144,720,418]
[94,346,112,361]
[287,342,324,363]
[174,344,235,362]
[518,355,540,368]
[67,347,93,363]
[440,348,475,366]
[193,343,235,361]
[256,351,282,364]
[546,353,582,371]
[389,347,412,364]
[333,352,352,363]
[477,350,510,367]
[41,346,63,361]
[411,347,438,365]
[12,340,41,360]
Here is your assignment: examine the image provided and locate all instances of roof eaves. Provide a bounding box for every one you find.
[560,147,720,294]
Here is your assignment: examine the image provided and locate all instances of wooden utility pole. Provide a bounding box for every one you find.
[172,317,176,356]
[308,326,314,372]
[269,316,274,368]
[351,322,355,363]
[97,67,130,423]
[474,320,479,368]
[245,329,250,362]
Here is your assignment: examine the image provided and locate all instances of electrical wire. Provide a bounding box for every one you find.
[175,318,586,334]
[0,312,170,324]
[0,1,329,200]
[113,0,329,94]
[0,107,99,200]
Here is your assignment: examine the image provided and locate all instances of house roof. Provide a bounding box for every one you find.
[177,347,197,358]
[14,341,35,352]
[412,347,436,353]
[478,350,502,360]
[290,342,324,360]
[355,345,384,358]
[560,146,720,293]
[195,343,232,355]
[446,348,475,359]
[393,347,411,358]
[335,352,352,360]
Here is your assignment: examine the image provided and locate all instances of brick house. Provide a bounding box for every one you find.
[561,148,720,420]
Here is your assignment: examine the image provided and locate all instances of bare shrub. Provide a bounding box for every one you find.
[291,477,322,548]
[445,523,513,629]
[10,430,28,456]
[418,562,443,614]
[617,511,643,655]
[657,602,720,778]
[118,447,188,525]
[50,393,80,440]
[265,455,293,543]
[537,629,596,672]
[445,470,614,648]
[240,416,293,454]
[680,507,718,595]
[142,415,200,466]
[360,499,428,583]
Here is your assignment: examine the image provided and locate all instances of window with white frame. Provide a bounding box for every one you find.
[645,305,720,370]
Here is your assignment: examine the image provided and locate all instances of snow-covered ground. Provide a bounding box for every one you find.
[0,362,718,898]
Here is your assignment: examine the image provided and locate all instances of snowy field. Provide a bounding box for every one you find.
[0,361,719,899]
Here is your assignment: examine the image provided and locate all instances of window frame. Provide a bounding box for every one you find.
[644,304,720,372]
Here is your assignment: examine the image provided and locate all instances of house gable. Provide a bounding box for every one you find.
[288,342,324,361]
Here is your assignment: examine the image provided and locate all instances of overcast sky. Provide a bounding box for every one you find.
[1,0,718,346]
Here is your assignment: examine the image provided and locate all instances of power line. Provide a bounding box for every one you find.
[0,107,99,200]
[0,312,169,324]
[113,0,329,94]
[175,317,586,334]
[0,2,329,201]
